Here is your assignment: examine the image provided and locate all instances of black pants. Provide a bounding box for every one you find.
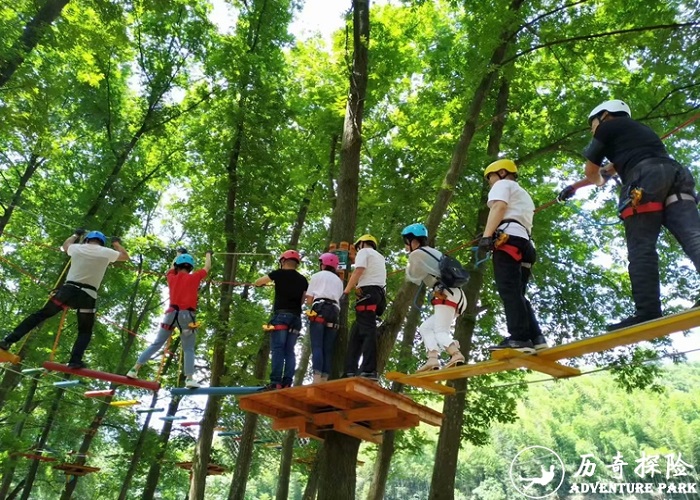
[492,237,541,342]
[621,159,700,316]
[344,285,386,375]
[5,284,96,363]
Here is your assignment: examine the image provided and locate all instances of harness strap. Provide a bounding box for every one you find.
[65,281,97,292]
[619,201,664,220]
[665,193,696,206]
[431,298,460,309]
[356,304,377,312]
[495,243,523,262]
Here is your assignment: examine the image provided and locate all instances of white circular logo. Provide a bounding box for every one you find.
[509,445,565,498]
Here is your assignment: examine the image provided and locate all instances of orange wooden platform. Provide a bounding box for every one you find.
[387,307,700,394]
[53,463,100,476]
[0,349,20,364]
[238,377,443,444]
[176,462,227,476]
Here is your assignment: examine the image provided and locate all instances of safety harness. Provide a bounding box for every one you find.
[306,299,340,329]
[50,281,98,313]
[161,305,198,331]
[492,220,533,268]
[619,187,697,220]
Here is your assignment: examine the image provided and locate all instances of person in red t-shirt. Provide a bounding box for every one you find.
[127,248,212,388]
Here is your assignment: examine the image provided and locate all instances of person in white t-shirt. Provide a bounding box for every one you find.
[305,252,344,384]
[401,223,465,371]
[478,159,546,354]
[343,234,387,380]
[0,230,129,368]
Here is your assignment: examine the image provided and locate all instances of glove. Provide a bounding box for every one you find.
[557,185,576,202]
[111,236,121,244]
[177,247,188,254]
[478,236,494,252]
[74,228,86,237]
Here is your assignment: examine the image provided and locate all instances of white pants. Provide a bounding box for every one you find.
[419,288,463,352]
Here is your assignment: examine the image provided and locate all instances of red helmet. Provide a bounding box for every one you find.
[319,252,339,269]
[279,249,301,263]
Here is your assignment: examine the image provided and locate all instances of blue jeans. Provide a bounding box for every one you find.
[269,312,301,385]
[308,301,339,376]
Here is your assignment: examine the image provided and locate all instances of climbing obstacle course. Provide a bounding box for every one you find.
[53,463,100,477]
[176,461,227,476]
[238,377,443,444]
[387,307,700,394]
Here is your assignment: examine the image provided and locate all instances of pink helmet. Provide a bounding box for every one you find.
[279,249,301,262]
[319,252,339,269]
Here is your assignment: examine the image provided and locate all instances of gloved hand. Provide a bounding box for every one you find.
[111,236,121,244]
[478,236,494,252]
[74,228,86,237]
[557,185,576,202]
[177,247,188,254]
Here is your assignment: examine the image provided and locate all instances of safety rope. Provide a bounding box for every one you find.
[48,309,68,363]
[156,335,173,383]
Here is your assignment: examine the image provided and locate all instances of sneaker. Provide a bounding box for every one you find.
[488,338,535,354]
[67,360,87,370]
[532,335,548,351]
[343,372,356,378]
[185,377,200,389]
[360,372,379,381]
[606,313,661,332]
[0,340,11,351]
[126,367,139,379]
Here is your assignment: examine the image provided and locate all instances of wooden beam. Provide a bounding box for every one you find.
[312,405,398,427]
[42,362,160,391]
[347,382,443,427]
[238,397,291,419]
[0,350,20,364]
[264,393,317,416]
[333,419,382,444]
[490,349,581,378]
[271,415,307,431]
[302,387,356,409]
[369,414,420,430]
[384,372,456,395]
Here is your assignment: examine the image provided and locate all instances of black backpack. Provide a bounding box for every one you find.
[419,247,469,289]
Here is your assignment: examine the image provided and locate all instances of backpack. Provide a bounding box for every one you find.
[419,247,469,289]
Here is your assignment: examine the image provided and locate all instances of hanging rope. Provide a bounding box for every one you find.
[48,309,69,363]
[156,335,173,383]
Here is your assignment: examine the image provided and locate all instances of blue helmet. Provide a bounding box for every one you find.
[401,223,428,241]
[175,254,195,267]
[85,231,106,246]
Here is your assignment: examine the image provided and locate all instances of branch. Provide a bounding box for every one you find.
[503,22,700,66]
[511,0,593,42]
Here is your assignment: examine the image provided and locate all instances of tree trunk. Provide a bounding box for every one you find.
[142,381,186,499]
[0,0,71,88]
[0,153,44,238]
[0,375,40,499]
[189,119,242,499]
[429,66,514,499]
[227,336,270,500]
[275,338,311,500]
[366,293,424,500]
[19,385,66,500]
[118,336,181,500]
[317,1,370,498]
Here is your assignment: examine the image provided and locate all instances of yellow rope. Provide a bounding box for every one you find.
[49,308,68,362]
[155,334,173,382]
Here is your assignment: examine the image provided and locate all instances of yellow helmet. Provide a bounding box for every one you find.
[354,234,378,250]
[484,159,518,179]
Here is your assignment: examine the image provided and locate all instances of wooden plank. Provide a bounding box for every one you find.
[490,349,581,378]
[302,387,356,409]
[313,405,398,426]
[299,421,324,441]
[538,308,700,362]
[43,362,160,391]
[369,414,420,431]
[333,419,383,444]
[271,415,307,431]
[0,350,20,364]
[238,397,291,419]
[347,381,443,427]
[263,393,317,417]
[384,372,456,395]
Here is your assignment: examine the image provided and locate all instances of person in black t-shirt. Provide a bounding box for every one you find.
[558,99,700,331]
[255,250,308,389]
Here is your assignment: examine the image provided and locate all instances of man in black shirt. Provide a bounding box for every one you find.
[559,99,700,330]
[255,250,308,389]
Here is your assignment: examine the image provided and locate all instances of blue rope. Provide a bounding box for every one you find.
[566,201,621,228]
[471,246,491,267]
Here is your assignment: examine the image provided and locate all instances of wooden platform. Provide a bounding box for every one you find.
[0,349,20,364]
[387,307,700,394]
[238,377,443,444]
[53,463,100,476]
[176,462,227,476]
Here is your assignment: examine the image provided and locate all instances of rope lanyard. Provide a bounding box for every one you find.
[48,309,68,362]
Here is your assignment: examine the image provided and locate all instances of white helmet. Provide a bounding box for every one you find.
[588,99,631,124]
